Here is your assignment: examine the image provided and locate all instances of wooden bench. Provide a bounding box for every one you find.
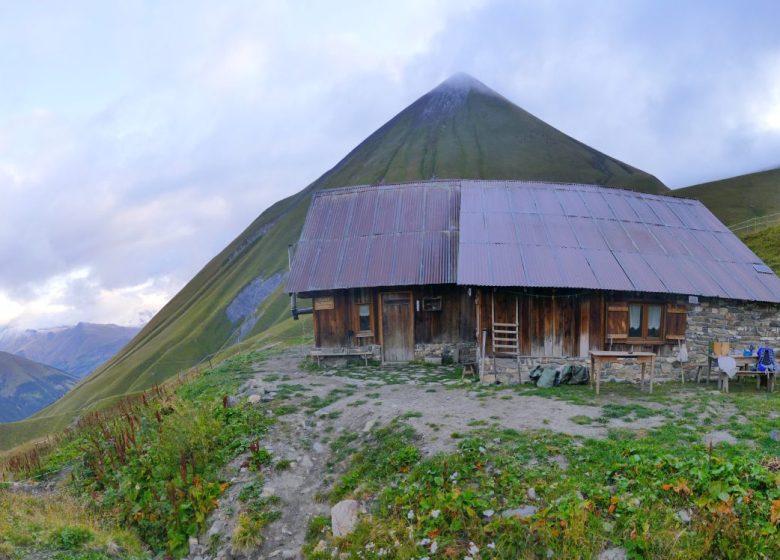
[309,349,373,367]
[718,370,776,393]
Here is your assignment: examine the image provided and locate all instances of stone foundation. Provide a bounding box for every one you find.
[414,342,477,365]
[478,356,684,385]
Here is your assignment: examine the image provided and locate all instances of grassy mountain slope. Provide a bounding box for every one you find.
[0,323,140,378]
[674,167,780,226]
[741,224,780,272]
[0,351,77,422]
[0,73,667,450]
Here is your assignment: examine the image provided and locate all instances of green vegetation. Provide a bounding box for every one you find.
[743,223,780,272]
[0,74,668,452]
[232,479,282,554]
[675,167,780,226]
[0,491,145,559]
[309,416,780,559]
[1,349,277,559]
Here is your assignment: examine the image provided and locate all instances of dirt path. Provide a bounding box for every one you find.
[195,350,667,560]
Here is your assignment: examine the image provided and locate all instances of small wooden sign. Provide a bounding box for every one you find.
[314,296,334,310]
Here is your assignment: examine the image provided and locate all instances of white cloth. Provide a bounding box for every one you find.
[678,342,688,363]
[717,356,738,378]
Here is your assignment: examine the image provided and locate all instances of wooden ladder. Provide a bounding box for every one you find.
[491,293,521,380]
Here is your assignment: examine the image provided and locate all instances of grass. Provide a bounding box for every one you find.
[674,167,780,227]
[0,491,146,559]
[1,347,281,559]
[742,223,780,272]
[307,410,780,559]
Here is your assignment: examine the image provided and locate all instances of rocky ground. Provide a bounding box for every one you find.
[185,349,693,560]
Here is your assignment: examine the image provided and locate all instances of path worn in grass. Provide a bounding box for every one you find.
[194,350,779,559]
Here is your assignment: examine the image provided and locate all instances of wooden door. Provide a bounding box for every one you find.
[381,292,414,362]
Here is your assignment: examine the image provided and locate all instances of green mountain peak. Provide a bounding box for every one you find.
[0,74,668,450]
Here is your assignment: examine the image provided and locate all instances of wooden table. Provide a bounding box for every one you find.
[589,351,656,395]
[703,354,775,393]
[702,354,757,384]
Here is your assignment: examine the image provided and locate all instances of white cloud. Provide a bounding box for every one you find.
[1,0,779,328]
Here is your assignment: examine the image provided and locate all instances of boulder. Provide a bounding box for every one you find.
[501,505,537,519]
[331,499,359,537]
[598,548,627,560]
[676,509,692,524]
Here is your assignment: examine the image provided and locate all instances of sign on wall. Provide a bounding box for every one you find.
[314,296,335,310]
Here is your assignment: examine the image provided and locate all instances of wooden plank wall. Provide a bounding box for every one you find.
[477,289,604,358]
[313,291,352,347]
[313,286,474,348]
[412,285,474,344]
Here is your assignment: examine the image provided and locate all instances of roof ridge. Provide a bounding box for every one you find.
[312,179,703,206]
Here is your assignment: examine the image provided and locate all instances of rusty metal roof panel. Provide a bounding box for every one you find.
[391,233,423,285]
[287,180,780,303]
[286,182,459,293]
[350,189,378,236]
[335,236,370,287]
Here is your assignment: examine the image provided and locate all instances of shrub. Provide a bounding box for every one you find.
[49,526,93,550]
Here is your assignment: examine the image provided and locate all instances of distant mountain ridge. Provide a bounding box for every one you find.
[0,322,140,378]
[0,351,77,422]
[0,72,672,450]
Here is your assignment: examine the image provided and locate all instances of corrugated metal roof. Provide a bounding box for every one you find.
[286,182,460,292]
[457,181,780,303]
[286,179,780,303]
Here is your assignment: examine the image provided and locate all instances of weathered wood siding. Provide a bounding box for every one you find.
[474,289,686,358]
[477,289,604,358]
[412,285,474,344]
[312,286,473,348]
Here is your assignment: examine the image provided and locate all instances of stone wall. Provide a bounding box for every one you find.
[685,298,780,372]
[414,342,477,364]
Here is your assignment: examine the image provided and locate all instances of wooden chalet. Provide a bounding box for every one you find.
[286,180,780,377]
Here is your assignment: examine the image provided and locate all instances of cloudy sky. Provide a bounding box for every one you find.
[1,0,779,329]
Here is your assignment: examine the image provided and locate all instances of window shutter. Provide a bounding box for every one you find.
[665,304,687,340]
[606,303,629,339]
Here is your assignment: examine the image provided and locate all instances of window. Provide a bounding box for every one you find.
[422,296,442,311]
[358,304,371,332]
[628,302,664,340]
[353,290,373,337]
